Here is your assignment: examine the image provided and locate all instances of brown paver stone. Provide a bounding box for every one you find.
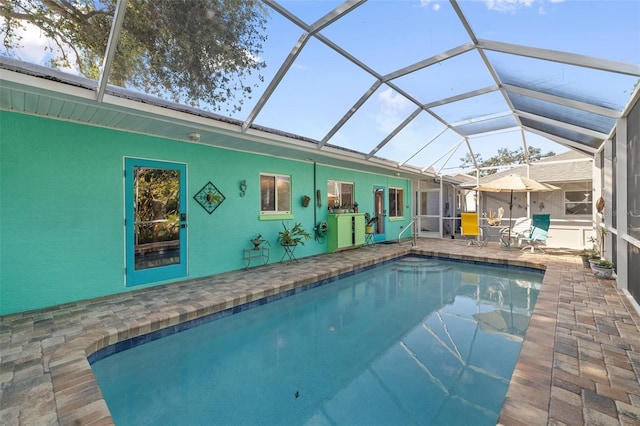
[1,240,639,425]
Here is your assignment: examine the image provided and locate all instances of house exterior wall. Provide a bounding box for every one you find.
[0,111,411,315]
[479,183,593,250]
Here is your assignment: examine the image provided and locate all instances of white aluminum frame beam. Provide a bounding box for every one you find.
[524,126,598,154]
[478,39,640,77]
[96,0,128,102]
[503,84,620,118]
[517,110,609,140]
[397,126,449,167]
[319,80,383,148]
[450,0,529,162]
[368,107,423,160]
[244,0,366,133]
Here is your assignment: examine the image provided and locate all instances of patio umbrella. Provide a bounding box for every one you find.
[473,174,559,248]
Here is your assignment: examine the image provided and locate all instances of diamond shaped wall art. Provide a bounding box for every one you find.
[194,182,225,214]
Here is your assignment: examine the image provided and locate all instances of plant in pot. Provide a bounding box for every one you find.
[579,248,600,268]
[365,214,377,234]
[592,259,614,279]
[250,234,266,250]
[278,222,311,246]
[588,226,609,258]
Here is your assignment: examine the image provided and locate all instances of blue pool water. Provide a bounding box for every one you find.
[91,256,542,425]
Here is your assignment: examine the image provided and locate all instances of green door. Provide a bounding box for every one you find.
[125,158,187,286]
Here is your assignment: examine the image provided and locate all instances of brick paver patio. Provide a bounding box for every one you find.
[1,239,639,425]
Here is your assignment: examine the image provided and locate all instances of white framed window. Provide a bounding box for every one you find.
[327,180,354,208]
[389,187,404,218]
[260,173,291,215]
[564,190,592,216]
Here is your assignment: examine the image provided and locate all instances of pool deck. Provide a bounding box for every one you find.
[1,238,639,425]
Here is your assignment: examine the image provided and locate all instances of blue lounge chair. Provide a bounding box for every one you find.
[519,214,550,253]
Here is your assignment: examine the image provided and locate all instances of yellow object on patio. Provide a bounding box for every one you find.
[461,212,482,246]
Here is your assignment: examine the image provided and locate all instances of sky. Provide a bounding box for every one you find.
[3,0,640,175]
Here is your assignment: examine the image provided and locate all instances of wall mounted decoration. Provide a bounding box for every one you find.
[240,180,247,197]
[194,181,225,214]
[302,195,311,207]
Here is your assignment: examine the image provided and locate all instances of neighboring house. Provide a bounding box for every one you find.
[462,151,594,250]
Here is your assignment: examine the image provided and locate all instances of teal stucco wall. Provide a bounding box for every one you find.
[0,111,411,315]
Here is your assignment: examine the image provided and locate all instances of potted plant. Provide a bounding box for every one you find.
[278,222,311,246]
[588,226,609,258]
[592,259,614,279]
[579,248,599,268]
[250,234,266,250]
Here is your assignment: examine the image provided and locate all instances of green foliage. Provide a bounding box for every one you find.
[579,248,600,259]
[588,226,609,258]
[460,146,556,177]
[135,168,180,243]
[597,259,614,269]
[1,0,269,113]
[250,233,266,248]
[278,222,311,246]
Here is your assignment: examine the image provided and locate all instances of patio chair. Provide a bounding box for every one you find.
[518,214,550,253]
[501,217,532,247]
[460,212,483,246]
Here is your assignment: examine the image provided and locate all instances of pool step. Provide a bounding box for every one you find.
[392,258,451,273]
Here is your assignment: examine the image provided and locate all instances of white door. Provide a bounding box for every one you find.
[417,189,440,238]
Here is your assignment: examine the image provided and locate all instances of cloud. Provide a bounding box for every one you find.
[420,0,441,11]
[4,19,80,74]
[376,88,413,132]
[9,21,49,64]
[485,0,535,12]
[485,0,564,13]
[378,88,411,115]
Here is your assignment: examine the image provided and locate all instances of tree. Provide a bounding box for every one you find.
[0,0,268,113]
[460,146,556,177]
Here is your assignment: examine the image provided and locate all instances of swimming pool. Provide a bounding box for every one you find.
[91,256,542,425]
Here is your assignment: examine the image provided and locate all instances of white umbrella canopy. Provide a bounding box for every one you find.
[473,174,560,248]
[474,174,560,193]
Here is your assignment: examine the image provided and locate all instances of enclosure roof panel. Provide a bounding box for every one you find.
[1,0,638,177]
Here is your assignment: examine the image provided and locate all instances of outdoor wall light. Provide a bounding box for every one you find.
[189,132,201,142]
[240,180,247,197]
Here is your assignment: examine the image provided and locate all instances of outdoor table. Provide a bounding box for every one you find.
[480,225,509,247]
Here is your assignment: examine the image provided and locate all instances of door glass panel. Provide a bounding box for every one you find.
[133,167,181,270]
[374,188,385,236]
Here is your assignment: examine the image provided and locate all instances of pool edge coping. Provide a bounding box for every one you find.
[44,246,555,425]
